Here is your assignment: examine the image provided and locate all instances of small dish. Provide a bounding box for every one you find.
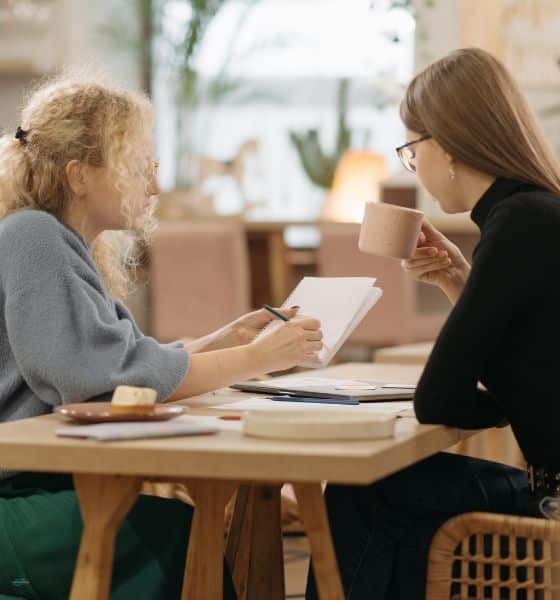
[55,402,185,424]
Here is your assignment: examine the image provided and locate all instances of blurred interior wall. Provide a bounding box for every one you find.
[0,0,142,132]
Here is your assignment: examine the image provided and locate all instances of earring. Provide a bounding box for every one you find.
[449,166,455,181]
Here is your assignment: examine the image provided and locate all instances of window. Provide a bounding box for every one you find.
[154,0,414,219]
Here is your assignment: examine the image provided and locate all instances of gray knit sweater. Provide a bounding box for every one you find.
[0,210,190,430]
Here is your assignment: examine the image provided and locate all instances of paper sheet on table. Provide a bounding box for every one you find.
[213,397,414,417]
[56,420,219,441]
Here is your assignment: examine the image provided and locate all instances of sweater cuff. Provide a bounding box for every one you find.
[156,346,190,402]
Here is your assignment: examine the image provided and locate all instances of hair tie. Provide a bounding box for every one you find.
[15,126,28,145]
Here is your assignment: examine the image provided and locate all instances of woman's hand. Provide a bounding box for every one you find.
[186,306,300,353]
[249,315,324,372]
[401,219,471,304]
[229,306,300,346]
[169,314,323,400]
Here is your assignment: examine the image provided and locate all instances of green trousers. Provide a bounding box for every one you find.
[0,473,236,599]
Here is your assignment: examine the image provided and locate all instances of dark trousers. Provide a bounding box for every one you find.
[306,452,543,600]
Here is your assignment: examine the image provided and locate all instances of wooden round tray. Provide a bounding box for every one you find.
[242,409,396,440]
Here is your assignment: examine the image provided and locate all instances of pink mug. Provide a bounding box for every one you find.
[359,202,424,259]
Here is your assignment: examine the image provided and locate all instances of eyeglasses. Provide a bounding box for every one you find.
[395,135,431,173]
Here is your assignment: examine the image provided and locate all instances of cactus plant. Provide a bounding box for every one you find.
[289,78,352,189]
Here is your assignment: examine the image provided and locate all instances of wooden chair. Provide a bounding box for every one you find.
[426,512,560,599]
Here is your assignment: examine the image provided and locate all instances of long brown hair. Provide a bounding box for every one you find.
[400,47,560,194]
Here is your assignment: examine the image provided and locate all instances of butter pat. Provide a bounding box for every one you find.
[111,386,157,414]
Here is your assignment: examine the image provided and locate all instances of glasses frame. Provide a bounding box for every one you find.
[395,134,432,173]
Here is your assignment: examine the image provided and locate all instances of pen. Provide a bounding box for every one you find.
[263,304,289,322]
[268,395,360,406]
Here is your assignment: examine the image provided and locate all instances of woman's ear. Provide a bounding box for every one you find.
[65,160,87,197]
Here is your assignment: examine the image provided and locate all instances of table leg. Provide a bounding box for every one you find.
[292,483,344,600]
[225,484,285,600]
[69,473,143,600]
[182,479,238,600]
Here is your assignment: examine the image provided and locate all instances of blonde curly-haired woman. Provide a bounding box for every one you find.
[0,76,323,599]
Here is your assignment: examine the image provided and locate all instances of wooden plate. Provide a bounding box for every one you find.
[55,402,185,424]
[242,409,396,440]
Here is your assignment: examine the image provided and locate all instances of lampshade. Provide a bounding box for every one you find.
[322,150,388,223]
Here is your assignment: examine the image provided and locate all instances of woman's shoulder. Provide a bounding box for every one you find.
[1,208,66,238]
[0,209,87,258]
[499,184,559,214]
[479,186,560,265]
[486,185,560,232]
[0,210,93,292]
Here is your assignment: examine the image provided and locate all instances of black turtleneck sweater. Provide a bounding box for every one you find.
[414,178,560,469]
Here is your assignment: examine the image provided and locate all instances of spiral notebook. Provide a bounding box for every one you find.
[256,277,383,369]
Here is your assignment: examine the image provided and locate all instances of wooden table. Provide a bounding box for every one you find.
[0,363,475,600]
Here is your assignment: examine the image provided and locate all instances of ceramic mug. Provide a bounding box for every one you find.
[358,202,424,259]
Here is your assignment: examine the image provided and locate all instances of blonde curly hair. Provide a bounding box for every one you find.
[0,73,157,300]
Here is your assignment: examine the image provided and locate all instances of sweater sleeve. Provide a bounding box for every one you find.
[414,202,538,428]
[2,217,189,407]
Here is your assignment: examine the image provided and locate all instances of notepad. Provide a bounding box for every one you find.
[257,277,382,368]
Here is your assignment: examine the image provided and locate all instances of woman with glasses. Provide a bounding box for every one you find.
[306,47,560,599]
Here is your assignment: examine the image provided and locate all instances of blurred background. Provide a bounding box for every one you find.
[2,0,560,359]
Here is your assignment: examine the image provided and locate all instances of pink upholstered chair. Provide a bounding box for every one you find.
[150,222,251,342]
[317,223,446,349]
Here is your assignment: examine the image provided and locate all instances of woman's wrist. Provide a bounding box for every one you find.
[441,281,462,305]
[219,318,258,349]
[246,338,269,374]
[441,262,470,304]
[211,322,237,350]
[182,323,235,353]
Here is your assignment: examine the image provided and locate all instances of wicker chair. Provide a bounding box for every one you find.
[426,512,560,599]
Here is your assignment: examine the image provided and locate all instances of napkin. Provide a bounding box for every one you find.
[56,420,218,441]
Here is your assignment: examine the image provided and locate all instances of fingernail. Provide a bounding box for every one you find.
[290,305,300,309]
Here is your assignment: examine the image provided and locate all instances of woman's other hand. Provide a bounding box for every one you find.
[401,219,471,304]
[250,315,324,372]
[230,306,300,345]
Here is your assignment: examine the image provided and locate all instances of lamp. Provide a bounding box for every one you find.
[321,150,388,223]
